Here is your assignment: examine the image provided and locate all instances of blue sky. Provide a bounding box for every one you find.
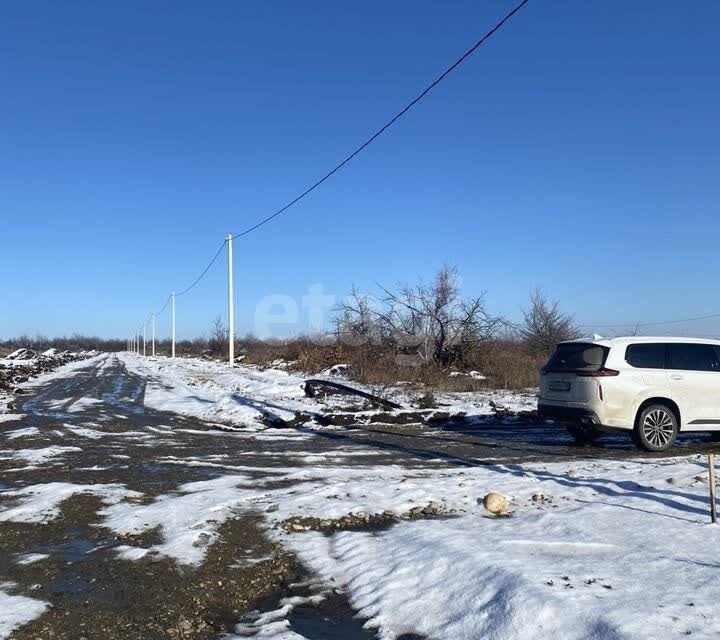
[2,1,719,340]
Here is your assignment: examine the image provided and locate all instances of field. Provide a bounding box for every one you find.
[1,352,720,639]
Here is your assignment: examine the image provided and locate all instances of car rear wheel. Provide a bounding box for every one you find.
[634,405,678,452]
[566,423,601,445]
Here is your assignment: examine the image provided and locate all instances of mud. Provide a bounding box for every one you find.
[3,353,720,639]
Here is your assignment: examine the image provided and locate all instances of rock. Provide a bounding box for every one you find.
[483,492,508,515]
[531,493,551,503]
[423,501,442,515]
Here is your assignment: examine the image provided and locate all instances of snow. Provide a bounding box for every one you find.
[5,348,35,361]
[0,587,48,639]
[6,351,720,638]
[19,353,106,413]
[118,353,536,429]
[15,553,49,565]
[108,451,720,639]
[0,446,82,464]
[0,482,140,523]
[118,353,317,426]
[268,458,720,639]
[4,426,39,440]
[100,475,258,565]
[449,369,486,380]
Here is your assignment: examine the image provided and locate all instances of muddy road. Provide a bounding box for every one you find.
[1,354,719,639]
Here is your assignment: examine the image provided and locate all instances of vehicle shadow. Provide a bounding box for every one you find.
[300,420,720,521]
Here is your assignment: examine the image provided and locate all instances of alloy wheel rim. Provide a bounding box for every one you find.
[642,409,674,447]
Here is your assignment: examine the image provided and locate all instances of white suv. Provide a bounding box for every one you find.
[538,336,720,452]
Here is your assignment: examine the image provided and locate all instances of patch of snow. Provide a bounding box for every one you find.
[115,545,153,561]
[100,475,258,565]
[15,553,49,566]
[449,370,486,380]
[63,424,105,439]
[0,446,82,464]
[320,363,350,377]
[4,426,40,440]
[118,353,323,427]
[0,586,48,639]
[0,482,140,523]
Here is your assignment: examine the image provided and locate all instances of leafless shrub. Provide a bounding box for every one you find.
[335,266,505,369]
[519,289,580,356]
[208,316,228,356]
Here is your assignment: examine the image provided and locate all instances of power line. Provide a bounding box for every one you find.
[231,0,530,239]
[134,1,530,343]
[175,238,228,297]
[155,294,173,317]
[578,312,720,329]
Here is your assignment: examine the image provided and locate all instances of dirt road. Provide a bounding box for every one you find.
[1,354,718,639]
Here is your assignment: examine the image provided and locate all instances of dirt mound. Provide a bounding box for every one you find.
[0,350,92,409]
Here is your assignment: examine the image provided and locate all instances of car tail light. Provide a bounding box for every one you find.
[578,368,620,378]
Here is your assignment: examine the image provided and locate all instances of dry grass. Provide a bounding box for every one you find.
[2,334,545,390]
[235,337,543,390]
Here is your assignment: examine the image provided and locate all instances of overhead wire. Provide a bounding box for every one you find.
[230,0,530,239]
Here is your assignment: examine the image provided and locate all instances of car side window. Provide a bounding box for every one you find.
[668,343,720,372]
[625,343,666,369]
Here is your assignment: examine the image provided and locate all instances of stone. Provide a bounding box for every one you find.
[482,492,508,515]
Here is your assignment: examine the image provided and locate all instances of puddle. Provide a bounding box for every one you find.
[25,528,123,604]
[288,592,377,639]
[244,586,379,640]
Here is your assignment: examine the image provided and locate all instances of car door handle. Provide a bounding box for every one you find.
[670,374,684,380]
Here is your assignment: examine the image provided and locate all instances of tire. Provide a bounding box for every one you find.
[634,404,678,452]
[709,431,720,443]
[566,423,601,445]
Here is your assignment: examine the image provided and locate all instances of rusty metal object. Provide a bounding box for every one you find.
[303,379,403,411]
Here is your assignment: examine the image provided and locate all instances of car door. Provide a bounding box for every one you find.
[667,343,720,427]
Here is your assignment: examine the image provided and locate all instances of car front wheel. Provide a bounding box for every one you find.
[634,405,678,452]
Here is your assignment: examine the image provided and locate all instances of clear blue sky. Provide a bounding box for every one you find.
[2,1,719,340]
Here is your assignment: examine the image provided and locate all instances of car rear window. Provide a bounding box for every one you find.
[544,343,608,373]
[668,343,720,372]
[626,343,666,369]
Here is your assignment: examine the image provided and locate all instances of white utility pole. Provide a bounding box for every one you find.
[152,313,156,357]
[142,323,146,357]
[227,233,234,365]
[171,291,176,359]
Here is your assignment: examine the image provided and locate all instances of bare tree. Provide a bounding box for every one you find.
[208,316,227,355]
[378,266,504,366]
[334,266,504,367]
[520,290,580,355]
[333,285,378,346]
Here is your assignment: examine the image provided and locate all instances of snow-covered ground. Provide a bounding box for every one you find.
[3,352,719,639]
[3,444,719,639]
[118,352,536,428]
[0,351,100,414]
